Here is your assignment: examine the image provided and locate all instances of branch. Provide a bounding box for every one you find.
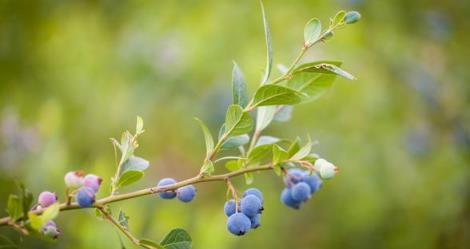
[0,164,274,226]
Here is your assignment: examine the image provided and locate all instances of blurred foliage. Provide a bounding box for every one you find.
[0,0,469,248]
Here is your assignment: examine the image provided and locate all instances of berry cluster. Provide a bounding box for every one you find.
[157,178,197,203]
[224,188,264,236]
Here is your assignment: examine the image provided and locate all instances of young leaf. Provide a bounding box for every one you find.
[225,160,242,172]
[194,118,214,156]
[117,170,144,188]
[304,18,322,46]
[200,160,214,176]
[301,63,356,80]
[28,212,43,231]
[7,195,23,221]
[19,183,33,219]
[244,172,254,185]
[272,144,288,165]
[248,144,273,163]
[287,138,301,157]
[120,156,149,175]
[232,62,248,107]
[290,140,312,160]
[252,85,303,107]
[160,228,192,249]
[136,116,144,135]
[333,10,346,26]
[221,134,250,150]
[273,105,293,122]
[255,106,277,131]
[256,136,281,146]
[41,203,60,223]
[118,210,129,230]
[224,104,253,137]
[260,0,272,84]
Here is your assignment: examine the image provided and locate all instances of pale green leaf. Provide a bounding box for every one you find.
[136,116,144,135]
[290,140,312,161]
[194,118,214,156]
[272,144,288,165]
[140,239,165,249]
[117,170,144,188]
[260,0,272,84]
[304,18,322,46]
[333,10,346,25]
[232,62,248,107]
[244,172,254,185]
[200,160,214,176]
[121,156,149,175]
[248,144,273,163]
[253,85,303,107]
[273,105,293,122]
[221,134,250,150]
[224,104,253,137]
[7,195,23,221]
[256,136,280,146]
[300,63,356,80]
[225,160,242,172]
[41,203,60,223]
[118,210,129,230]
[28,212,43,231]
[287,138,301,157]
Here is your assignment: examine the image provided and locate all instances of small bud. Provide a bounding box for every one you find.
[64,171,84,189]
[323,30,334,41]
[83,174,102,192]
[314,158,338,179]
[38,191,58,208]
[42,220,60,239]
[344,11,361,24]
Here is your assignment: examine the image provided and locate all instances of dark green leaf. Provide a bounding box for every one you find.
[194,118,214,156]
[221,134,250,150]
[7,195,23,221]
[260,0,272,84]
[117,170,144,188]
[232,62,248,107]
[304,18,321,46]
[160,228,192,249]
[253,85,303,107]
[121,156,149,175]
[273,105,293,122]
[224,105,253,137]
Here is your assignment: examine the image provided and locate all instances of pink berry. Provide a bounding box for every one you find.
[64,171,84,188]
[83,174,102,192]
[38,191,57,208]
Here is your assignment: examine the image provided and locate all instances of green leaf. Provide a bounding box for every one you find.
[140,239,165,249]
[273,105,293,122]
[221,134,249,150]
[119,131,136,162]
[118,210,129,230]
[136,116,144,135]
[255,106,277,131]
[29,203,61,231]
[287,138,301,157]
[260,0,272,84]
[224,104,253,137]
[121,156,149,175]
[304,18,321,46]
[160,228,192,249]
[256,136,280,146]
[272,144,288,165]
[28,212,43,231]
[300,63,356,80]
[19,184,33,219]
[244,172,254,185]
[248,144,273,163]
[252,85,303,107]
[0,234,17,248]
[225,160,242,172]
[194,118,214,156]
[117,170,144,188]
[7,195,23,221]
[232,62,248,107]
[333,10,346,25]
[290,140,312,161]
[200,160,214,176]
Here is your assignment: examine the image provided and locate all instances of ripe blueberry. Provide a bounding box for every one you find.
[302,172,322,194]
[42,220,60,239]
[240,195,263,218]
[76,187,95,208]
[83,174,102,192]
[243,188,263,203]
[280,188,301,209]
[64,171,84,189]
[250,214,261,229]
[291,182,311,202]
[176,185,196,203]
[38,191,57,208]
[283,168,304,186]
[227,213,251,236]
[157,178,177,199]
[224,199,237,217]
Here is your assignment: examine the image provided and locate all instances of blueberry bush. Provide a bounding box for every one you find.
[0,3,360,249]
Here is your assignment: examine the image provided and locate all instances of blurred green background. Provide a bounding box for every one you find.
[0,0,469,248]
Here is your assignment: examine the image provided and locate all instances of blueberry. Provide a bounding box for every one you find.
[302,172,322,193]
[243,188,263,203]
[76,187,95,208]
[227,213,251,236]
[176,185,196,202]
[280,188,301,209]
[38,191,57,208]
[157,178,177,199]
[83,174,102,192]
[291,182,311,202]
[42,220,59,239]
[240,195,263,218]
[250,214,261,229]
[64,171,84,189]
[344,11,361,24]
[224,199,237,217]
[283,168,304,186]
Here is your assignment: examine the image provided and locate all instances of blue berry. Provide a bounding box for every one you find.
[302,172,322,193]
[224,199,237,217]
[240,195,263,218]
[250,214,261,229]
[227,213,251,236]
[283,168,304,186]
[243,188,263,203]
[291,182,311,202]
[280,188,301,209]
[76,187,95,208]
[157,178,177,199]
[176,185,196,202]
